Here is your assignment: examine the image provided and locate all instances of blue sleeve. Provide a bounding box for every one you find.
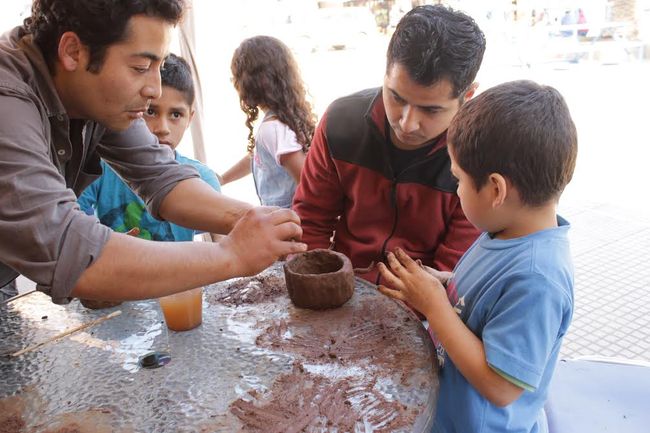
[195,163,221,192]
[77,177,101,216]
[482,273,570,390]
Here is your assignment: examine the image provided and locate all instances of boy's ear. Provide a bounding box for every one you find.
[488,173,508,208]
[463,82,479,101]
[57,32,87,72]
[188,108,195,125]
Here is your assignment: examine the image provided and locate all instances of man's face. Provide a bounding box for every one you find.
[383,63,464,150]
[70,15,172,131]
[144,86,193,150]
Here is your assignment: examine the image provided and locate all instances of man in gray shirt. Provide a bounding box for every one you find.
[0,0,306,305]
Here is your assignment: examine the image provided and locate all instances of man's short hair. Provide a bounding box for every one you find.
[386,4,486,98]
[24,0,186,73]
[448,80,578,207]
[161,53,194,106]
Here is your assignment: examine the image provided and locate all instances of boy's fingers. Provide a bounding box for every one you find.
[377,262,394,279]
[377,263,405,291]
[395,248,418,271]
[377,285,405,301]
[386,252,405,275]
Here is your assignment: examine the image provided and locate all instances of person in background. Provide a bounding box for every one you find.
[293,5,484,284]
[378,80,577,433]
[577,8,588,37]
[0,0,305,307]
[560,10,575,37]
[78,53,221,243]
[219,35,316,209]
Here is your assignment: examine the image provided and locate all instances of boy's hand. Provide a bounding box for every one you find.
[416,260,453,288]
[377,248,448,317]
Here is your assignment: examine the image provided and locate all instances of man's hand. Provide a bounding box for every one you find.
[377,248,448,318]
[219,206,307,276]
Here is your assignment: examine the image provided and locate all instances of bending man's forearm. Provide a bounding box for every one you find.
[159,178,253,234]
[71,232,240,300]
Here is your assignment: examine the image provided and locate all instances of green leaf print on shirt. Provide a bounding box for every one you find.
[115,201,153,240]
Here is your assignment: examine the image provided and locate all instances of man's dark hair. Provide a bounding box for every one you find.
[448,80,578,207]
[160,53,194,106]
[24,0,186,73]
[386,4,486,98]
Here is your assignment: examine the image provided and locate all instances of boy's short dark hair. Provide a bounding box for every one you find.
[386,4,486,98]
[160,53,194,106]
[448,80,578,206]
[25,0,186,73]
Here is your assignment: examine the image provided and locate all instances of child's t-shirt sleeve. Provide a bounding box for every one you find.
[490,365,535,391]
[481,273,571,390]
[175,154,221,193]
[195,164,221,192]
[257,121,303,166]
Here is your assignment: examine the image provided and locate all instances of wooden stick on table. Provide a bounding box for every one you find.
[11,310,122,357]
[0,289,37,305]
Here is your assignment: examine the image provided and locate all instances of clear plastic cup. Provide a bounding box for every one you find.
[158,287,203,331]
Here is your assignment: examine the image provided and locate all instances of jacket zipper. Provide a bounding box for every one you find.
[376,178,399,285]
[373,148,442,285]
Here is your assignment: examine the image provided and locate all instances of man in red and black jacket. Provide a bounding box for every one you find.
[293,5,486,284]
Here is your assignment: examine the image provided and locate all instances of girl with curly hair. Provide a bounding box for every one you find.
[219,36,316,208]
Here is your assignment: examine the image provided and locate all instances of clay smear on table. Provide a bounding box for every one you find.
[230,363,416,433]
[0,395,26,433]
[256,299,423,379]
[37,410,134,433]
[212,267,432,432]
[236,300,428,431]
[206,273,286,306]
[0,394,132,433]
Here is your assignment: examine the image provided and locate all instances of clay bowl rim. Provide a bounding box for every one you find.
[284,249,352,279]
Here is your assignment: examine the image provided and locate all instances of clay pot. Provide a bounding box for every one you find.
[79,298,123,310]
[283,249,354,310]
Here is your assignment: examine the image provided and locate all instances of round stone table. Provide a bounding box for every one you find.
[0,262,438,432]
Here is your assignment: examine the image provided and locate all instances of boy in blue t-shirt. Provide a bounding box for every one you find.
[377,80,578,433]
[78,54,220,241]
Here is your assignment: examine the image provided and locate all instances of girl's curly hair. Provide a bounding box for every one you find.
[231,36,316,154]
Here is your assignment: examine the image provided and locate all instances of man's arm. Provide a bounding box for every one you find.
[72,206,306,300]
[0,99,305,303]
[0,97,115,302]
[432,200,481,271]
[292,113,344,249]
[158,177,252,235]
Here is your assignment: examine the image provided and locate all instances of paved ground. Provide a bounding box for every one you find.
[559,200,650,362]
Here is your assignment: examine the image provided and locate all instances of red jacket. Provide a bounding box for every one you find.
[293,88,479,283]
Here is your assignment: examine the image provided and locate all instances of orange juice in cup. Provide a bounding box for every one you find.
[158,287,203,331]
